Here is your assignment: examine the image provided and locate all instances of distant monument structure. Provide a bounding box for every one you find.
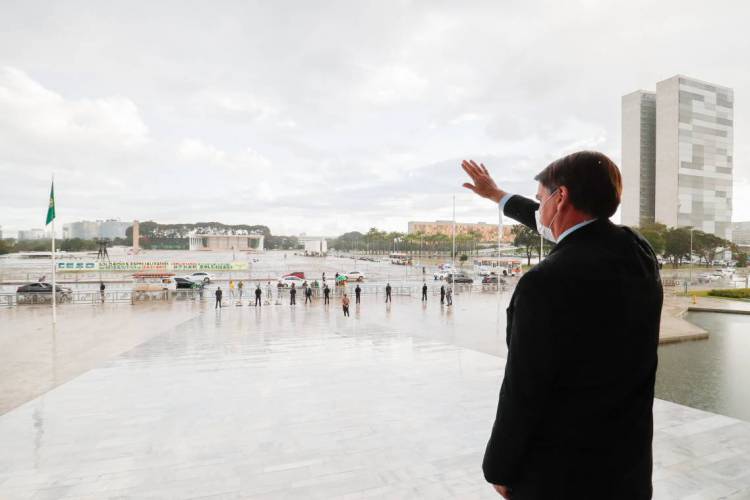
[188,231,264,252]
[298,236,328,256]
[132,220,140,254]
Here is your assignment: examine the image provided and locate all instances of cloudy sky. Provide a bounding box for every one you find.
[1,0,749,237]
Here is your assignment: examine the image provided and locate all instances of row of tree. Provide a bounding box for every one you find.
[507,222,747,268]
[637,223,746,267]
[3,222,745,267]
[0,237,118,254]
[328,228,488,256]
[125,222,298,250]
[0,222,302,254]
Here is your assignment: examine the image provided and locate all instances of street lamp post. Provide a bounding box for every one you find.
[688,228,696,292]
[451,195,456,271]
[688,227,695,284]
[498,198,503,294]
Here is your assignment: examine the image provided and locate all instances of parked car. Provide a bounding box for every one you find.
[16,282,73,302]
[175,277,199,289]
[697,273,721,283]
[278,275,305,287]
[482,275,506,284]
[476,266,493,277]
[16,282,73,295]
[345,271,365,281]
[447,273,473,284]
[434,269,453,280]
[184,272,214,283]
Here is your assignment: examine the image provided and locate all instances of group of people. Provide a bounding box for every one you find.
[215,281,272,308]
[214,279,454,313]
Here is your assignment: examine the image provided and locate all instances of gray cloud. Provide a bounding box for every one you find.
[0,0,749,237]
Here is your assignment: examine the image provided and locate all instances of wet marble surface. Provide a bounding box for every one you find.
[0,301,206,415]
[1,296,750,499]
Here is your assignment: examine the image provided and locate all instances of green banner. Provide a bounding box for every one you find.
[56,261,249,272]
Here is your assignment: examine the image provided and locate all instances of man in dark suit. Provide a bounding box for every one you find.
[462,151,662,499]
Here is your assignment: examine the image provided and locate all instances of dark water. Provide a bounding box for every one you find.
[656,312,750,422]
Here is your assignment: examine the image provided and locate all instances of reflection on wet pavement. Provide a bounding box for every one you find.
[1,294,750,498]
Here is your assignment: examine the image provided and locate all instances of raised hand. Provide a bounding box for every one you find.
[461,160,506,203]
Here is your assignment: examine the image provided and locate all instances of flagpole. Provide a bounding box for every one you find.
[51,174,56,325]
[451,195,456,271]
[498,198,503,295]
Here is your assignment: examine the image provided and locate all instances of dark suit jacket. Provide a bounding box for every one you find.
[482,195,663,499]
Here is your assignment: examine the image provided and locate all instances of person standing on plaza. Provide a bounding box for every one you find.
[445,286,452,306]
[385,283,392,303]
[228,279,235,301]
[254,284,262,307]
[305,285,313,304]
[289,283,296,306]
[237,280,244,301]
[440,284,446,305]
[462,153,662,499]
[342,293,350,317]
[323,284,330,304]
[99,281,105,303]
[266,281,272,301]
[421,281,428,302]
[355,284,361,304]
[215,286,222,309]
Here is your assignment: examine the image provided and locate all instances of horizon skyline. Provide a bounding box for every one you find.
[4,208,525,240]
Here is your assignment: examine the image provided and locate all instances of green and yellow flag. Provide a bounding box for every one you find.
[45,181,55,225]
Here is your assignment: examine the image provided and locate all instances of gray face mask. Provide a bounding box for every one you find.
[534,188,560,242]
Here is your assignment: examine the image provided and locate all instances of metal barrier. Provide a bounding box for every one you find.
[15,292,73,305]
[1,289,170,306]
[0,282,514,307]
[0,294,16,307]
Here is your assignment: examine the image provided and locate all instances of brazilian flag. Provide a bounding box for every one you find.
[45,181,55,225]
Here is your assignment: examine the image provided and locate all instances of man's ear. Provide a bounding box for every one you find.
[557,185,570,209]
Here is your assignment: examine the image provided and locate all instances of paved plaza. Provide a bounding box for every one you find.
[2,296,750,499]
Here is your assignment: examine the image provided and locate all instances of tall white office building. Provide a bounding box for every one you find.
[621,75,734,241]
[621,90,657,227]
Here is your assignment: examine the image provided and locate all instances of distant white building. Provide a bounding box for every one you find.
[299,236,328,255]
[17,228,48,240]
[188,232,264,251]
[63,220,131,240]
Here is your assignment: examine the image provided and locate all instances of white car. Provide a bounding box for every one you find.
[184,272,214,283]
[345,271,365,281]
[434,270,452,280]
[697,273,721,283]
[476,266,493,277]
[278,276,305,287]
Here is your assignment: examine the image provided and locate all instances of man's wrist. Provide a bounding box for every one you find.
[489,190,503,204]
